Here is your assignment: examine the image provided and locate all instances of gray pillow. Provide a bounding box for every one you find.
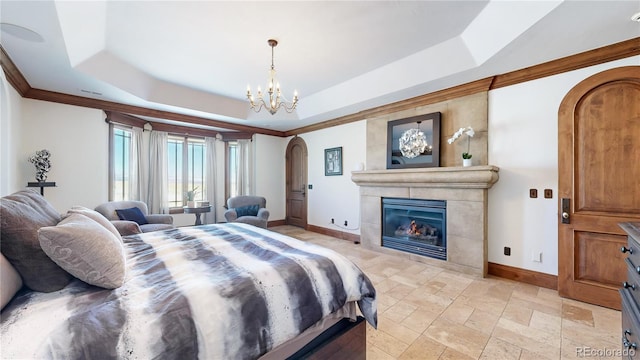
[1,252,23,310]
[0,190,72,292]
[67,206,123,242]
[38,213,126,289]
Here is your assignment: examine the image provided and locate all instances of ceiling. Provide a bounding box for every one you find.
[1,1,639,133]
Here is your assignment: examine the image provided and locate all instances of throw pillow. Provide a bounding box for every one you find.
[38,213,126,289]
[0,190,72,292]
[68,206,123,242]
[235,204,260,217]
[1,252,23,310]
[115,207,149,225]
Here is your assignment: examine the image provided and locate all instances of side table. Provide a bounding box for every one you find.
[183,205,212,226]
[27,181,56,196]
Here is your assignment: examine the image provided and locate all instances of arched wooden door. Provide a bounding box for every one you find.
[286,136,308,228]
[558,66,640,310]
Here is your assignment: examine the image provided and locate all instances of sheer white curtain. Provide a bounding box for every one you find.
[237,139,254,195]
[203,137,217,224]
[129,127,145,201]
[147,130,168,214]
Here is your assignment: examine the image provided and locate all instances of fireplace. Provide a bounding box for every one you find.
[382,198,446,260]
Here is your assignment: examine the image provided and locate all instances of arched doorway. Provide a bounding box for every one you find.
[557,66,640,309]
[285,136,308,228]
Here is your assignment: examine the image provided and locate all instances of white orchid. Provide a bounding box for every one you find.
[447,126,474,159]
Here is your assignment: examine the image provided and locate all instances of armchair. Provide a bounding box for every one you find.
[224,196,269,229]
[95,201,173,236]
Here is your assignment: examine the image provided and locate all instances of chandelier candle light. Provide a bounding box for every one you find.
[247,39,298,115]
[447,126,475,166]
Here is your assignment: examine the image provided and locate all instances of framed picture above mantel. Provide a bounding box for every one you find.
[386,112,441,169]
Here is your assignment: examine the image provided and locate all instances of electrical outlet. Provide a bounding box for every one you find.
[532,251,542,262]
[331,218,334,224]
[344,220,348,227]
[544,189,553,199]
[504,247,511,256]
[529,189,538,198]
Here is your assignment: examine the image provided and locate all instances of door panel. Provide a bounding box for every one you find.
[558,66,640,310]
[574,231,626,286]
[286,137,308,228]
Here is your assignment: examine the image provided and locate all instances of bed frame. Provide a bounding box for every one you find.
[288,316,366,360]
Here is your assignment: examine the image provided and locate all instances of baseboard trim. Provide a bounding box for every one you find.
[267,219,287,227]
[306,225,361,244]
[488,262,558,290]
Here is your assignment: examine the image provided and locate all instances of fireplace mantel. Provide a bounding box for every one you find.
[351,165,499,189]
[352,165,500,276]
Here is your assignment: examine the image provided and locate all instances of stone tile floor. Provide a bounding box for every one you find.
[270,226,622,360]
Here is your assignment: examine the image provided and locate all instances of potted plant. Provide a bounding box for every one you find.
[185,186,199,208]
[447,126,475,167]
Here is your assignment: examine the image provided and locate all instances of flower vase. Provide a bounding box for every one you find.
[463,158,472,167]
[187,201,196,208]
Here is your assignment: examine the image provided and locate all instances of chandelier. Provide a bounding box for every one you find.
[246,39,298,115]
[399,121,430,158]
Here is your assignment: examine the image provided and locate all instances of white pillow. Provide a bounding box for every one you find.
[67,206,123,242]
[38,213,126,289]
[1,252,23,310]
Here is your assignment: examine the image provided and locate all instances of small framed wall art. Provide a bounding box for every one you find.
[324,147,343,176]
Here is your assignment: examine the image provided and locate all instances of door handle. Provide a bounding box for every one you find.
[561,198,570,224]
[301,184,306,197]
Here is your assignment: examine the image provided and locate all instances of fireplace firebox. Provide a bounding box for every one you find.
[382,198,446,260]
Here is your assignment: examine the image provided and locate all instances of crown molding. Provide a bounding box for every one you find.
[491,36,640,89]
[284,77,495,137]
[2,38,639,138]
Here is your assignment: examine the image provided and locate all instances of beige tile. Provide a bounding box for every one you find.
[479,336,522,360]
[439,347,476,360]
[561,317,619,348]
[440,299,474,324]
[400,306,440,333]
[377,314,421,345]
[383,300,418,323]
[367,328,411,358]
[424,318,490,359]
[465,308,500,335]
[268,226,622,360]
[367,344,398,360]
[397,335,445,360]
[562,302,595,327]
[529,310,561,337]
[492,319,560,359]
[501,301,533,326]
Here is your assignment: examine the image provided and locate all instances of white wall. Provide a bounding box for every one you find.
[297,120,367,234]
[19,99,107,212]
[0,70,23,195]
[488,56,640,275]
[254,133,287,220]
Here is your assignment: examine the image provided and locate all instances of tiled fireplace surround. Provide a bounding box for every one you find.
[352,92,499,276]
[352,167,499,276]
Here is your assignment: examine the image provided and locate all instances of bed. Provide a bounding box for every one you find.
[0,190,377,359]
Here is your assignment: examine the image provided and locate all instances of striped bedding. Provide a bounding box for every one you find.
[1,223,377,359]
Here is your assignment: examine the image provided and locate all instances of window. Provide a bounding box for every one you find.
[226,141,239,199]
[111,127,131,201]
[168,135,206,209]
[225,139,253,199]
